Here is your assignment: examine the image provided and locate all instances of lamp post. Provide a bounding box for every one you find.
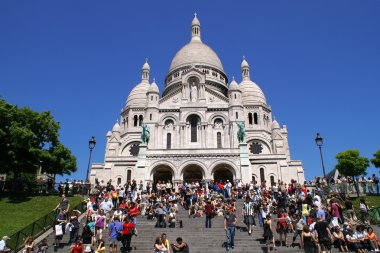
[315,133,328,185]
[86,136,96,183]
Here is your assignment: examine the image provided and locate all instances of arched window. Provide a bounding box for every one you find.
[252,175,256,184]
[189,115,199,142]
[133,115,138,127]
[117,177,121,185]
[234,94,237,99]
[167,133,172,149]
[270,176,275,187]
[260,168,265,183]
[150,114,152,120]
[254,113,258,125]
[248,113,253,125]
[138,115,143,126]
[127,170,132,183]
[217,132,222,148]
[236,112,238,119]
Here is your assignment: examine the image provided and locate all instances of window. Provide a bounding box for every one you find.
[248,113,253,125]
[217,132,222,148]
[236,112,238,119]
[127,170,132,183]
[189,115,199,142]
[234,94,237,99]
[117,177,121,185]
[254,113,258,124]
[270,176,275,187]
[260,168,265,183]
[133,115,138,127]
[151,95,153,101]
[139,115,143,126]
[167,133,172,149]
[150,114,152,120]
[252,175,256,184]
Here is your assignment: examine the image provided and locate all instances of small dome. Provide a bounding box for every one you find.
[241,57,249,68]
[229,77,240,91]
[126,82,150,107]
[272,118,280,130]
[142,59,150,70]
[112,120,120,132]
[192,14,200,26]
[239,79,266,104]
[148,79,159,93]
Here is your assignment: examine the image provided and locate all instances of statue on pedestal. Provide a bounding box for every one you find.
[237,121,246,143]
[190,82,198,102]
[141,123,150,145]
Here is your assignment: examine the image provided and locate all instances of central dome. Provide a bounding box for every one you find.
[169,41,224,73]
[168,15,224,73]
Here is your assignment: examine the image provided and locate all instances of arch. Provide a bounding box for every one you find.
[246,138,272,154]
[184,73,204,85]
[115,175,124,185]
[159,114,179,126]
[187,114,200,142]
[248,113,253,125]
[138,115,143,126]
[167,133,172,149]
[208,113,228,125]
[260,168,265,183]
[182,111,205,123]
[217,132,222,148]
[211,163,236,183]
[252,174,258,184]
[151,165,174,188]
[254,113,258,124]
[210,160,238,179]
[120,140,141,156]
[268,173,277,187]
[133,115,138,127]
[179,161,207,182]
[127,170,132,183]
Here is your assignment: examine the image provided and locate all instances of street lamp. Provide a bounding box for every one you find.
[85,136,96,183]
[315,133,328,185]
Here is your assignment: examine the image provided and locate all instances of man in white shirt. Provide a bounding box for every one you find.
[0,236,10,251]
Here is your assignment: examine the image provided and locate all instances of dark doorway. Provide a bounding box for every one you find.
[213,166,233,183]
[183,165,203,183]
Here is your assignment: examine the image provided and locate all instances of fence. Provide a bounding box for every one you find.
[6,201,85,252]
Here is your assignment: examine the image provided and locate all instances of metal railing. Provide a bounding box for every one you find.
[6,201,85,253]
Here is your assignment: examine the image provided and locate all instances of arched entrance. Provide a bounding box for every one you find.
[212,164,234,183]
[152,165,173,187]
[182,164,204,183]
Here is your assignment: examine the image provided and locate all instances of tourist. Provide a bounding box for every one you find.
[242,196,255,235]
[276,209,290,247]
[332,226,348,252]
[0,236,11,252]
[95,209,106,241]
[171,237,189,253]
[204,200,214,228]
[154,236,169,253]
[23,236,35,253]
[121,216,136,253]
[54,209,67,247]
[168,207,177,228]
[68,236,83,253]
[345,197,355,222]
[346,228,365,253]
[301,226,316,253]
[108,216,123,253]
[128,202,139,225]
[53,194,70,214]
[359,198,370,225]
[94,239,105,253]
[81,224,93,247]
[314,216,332,253]
[291,213,305,248]
[36,238,48,253]
[263,214,274,252]
[161,233,170,251]
[224,206,237,251]
[366,227,379,252]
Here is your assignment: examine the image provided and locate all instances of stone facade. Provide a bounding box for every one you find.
[90,15,305,187]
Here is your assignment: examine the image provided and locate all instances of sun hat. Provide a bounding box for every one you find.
[2,236,10,240]
[84,246,92,252]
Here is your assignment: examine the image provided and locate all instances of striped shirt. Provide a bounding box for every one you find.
[242,202,254,216]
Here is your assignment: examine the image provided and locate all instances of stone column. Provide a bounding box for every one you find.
[239,142,251,184]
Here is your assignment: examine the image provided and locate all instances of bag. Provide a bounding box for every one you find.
[116,231,123,241]
[55,224,63,236]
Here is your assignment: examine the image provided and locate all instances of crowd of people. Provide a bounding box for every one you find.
[4,174,380,253]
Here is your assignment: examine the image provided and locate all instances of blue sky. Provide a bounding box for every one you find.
[1,0,379,182]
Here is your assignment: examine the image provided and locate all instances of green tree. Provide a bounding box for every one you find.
[335,149,370,197]
[371,150,380,169]
[0,98,77,182]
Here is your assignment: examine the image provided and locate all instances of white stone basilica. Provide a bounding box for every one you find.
[90,15,305,187]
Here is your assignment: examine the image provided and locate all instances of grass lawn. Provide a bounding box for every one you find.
[0,195,83,238]
[351,195,380,209]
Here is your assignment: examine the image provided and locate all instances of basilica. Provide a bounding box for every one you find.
[90,15,305,187]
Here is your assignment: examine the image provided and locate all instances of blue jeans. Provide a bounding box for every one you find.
[226,227,235,248]
[205,214,212,228]
[131,217,137,225]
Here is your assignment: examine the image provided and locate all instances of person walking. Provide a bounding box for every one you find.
[121,216,136,253]
[242,196,255,235]
[263,214,274,252]
[204,200,214,228]
[108,217,123,253]
[224,207,237,251]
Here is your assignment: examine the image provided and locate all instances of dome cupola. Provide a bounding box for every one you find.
[126,59,151,108]
[148,78,160,94]
[239,57,267,104]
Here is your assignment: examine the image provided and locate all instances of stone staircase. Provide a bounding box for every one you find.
[45,199,308,253]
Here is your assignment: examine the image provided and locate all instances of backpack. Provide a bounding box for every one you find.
[374,177,379,184]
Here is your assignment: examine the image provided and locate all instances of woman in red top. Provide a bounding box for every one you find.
[122,216,136,253]
[276,209,289,247]
[69,236,83,253]
[128,202,139,225]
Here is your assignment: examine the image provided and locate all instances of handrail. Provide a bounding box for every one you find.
[6,200,85,253]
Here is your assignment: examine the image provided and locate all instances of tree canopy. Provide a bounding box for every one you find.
[0,98,77,177]
[371,150,380,169]
[335,149,369,177]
